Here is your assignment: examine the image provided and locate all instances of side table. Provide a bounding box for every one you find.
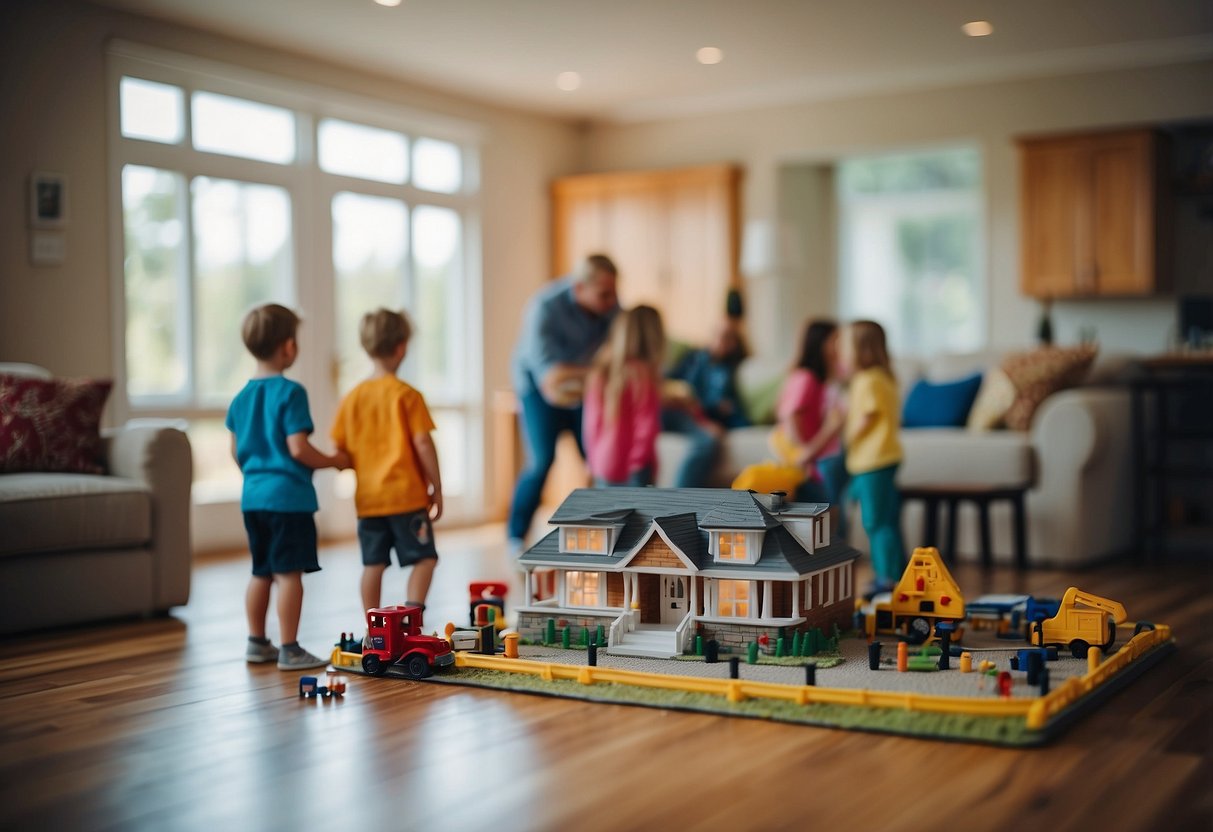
[899,483,1030,570]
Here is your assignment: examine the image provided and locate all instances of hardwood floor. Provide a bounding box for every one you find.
[1,526,1210,832]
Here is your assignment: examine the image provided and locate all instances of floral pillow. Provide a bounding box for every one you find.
[0,375,113,474]
[1000,345,1097,431]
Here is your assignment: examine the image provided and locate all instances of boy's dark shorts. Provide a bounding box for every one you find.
[243,511,320,576]
[358,509,439,568]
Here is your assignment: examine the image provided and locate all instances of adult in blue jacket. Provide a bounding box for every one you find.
[508,255,619,547]
[662,320,750,487]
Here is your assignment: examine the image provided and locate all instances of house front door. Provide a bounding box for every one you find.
[660,575,688,625]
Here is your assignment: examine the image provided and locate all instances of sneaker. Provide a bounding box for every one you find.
[277,644,328,670]
[246,639,278,664]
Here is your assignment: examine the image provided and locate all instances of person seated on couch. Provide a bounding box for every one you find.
[661,319,750,487]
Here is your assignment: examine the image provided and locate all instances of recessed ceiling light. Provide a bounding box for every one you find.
[374,0,401,6]
[696,46,724,65]
[556,71,581,92]
[962,20,993,37]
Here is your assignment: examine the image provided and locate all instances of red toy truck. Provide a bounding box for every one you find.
[361,605,455,679]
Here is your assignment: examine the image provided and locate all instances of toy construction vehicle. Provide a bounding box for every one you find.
[861,547,966,644]
[1026,586,1126,658]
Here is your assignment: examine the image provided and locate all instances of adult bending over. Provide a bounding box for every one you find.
[508,254,619,548]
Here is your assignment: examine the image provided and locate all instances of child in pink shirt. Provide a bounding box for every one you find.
[773,319,849,536]
[583,306,665,486]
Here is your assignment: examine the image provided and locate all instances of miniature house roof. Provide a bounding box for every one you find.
[520,487,859,577]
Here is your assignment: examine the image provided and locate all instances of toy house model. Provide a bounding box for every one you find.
[516,488,861,658]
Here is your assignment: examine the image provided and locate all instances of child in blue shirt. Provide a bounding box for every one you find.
[226,304,349,670]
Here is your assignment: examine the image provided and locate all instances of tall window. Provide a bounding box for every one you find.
[717,580,753,618]
[566,572,603,607]
[837,147,984,356]
[111,45,481,515]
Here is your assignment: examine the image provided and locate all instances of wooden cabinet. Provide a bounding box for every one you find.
[551,164,741,341]
[1019,129,1165,298]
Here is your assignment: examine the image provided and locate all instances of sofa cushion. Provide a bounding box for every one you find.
[0,473,152,557]
[0,375,113,474]
[902,372,983,428]
[897,428,1034,487]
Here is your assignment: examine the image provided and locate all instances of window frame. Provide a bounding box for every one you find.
[711,530,762,564]
[715,579,756,619]
[559,526,611,555]
[106,41,484,528]
[835,145,986,357]
[564,571,607,608]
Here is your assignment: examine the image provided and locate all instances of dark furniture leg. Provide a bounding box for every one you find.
[1012,490,1028,570]
[943,498,958,565]
[923,495,939,550]
[977,497,993,569]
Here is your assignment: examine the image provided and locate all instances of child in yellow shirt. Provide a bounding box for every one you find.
[332,309,443,614]
[840,320,906,593]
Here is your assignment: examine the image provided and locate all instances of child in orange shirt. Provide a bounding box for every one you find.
[332,309,443,614]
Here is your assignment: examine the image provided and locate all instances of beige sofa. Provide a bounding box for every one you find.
[0,366,192,634]
[656,351,1133,567]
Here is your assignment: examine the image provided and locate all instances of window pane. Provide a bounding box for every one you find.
[838,148,983,355]
[431,409,467,498]
[412,137,462,193]
[193,177,294,403]
[332,192,408,393]
[120,77,184,144]
[192,92,296,164]
[412,205,463,399]
[188,417,242,503]
[122,165,188,399]
[319,119,408,184]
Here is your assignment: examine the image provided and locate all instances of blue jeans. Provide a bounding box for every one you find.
[661,408,720,488]
[507,388,584,540]
[850,463,906,584]
[818,453,850,540]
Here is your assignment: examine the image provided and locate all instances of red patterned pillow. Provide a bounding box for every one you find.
[0,375,113,474]
[1000,346,1097,431]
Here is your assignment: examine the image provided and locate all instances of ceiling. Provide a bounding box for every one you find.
[89,0,1213,122]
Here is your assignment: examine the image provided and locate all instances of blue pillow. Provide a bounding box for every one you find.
[902,372,984,428]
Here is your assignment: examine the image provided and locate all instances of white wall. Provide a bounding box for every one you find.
[583,60,1213,359]
[0,0,583,531]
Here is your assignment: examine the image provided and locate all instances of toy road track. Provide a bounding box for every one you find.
[349,625,1177,747]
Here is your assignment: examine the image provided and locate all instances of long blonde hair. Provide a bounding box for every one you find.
[593,305,666,423]
[848,320,894,376]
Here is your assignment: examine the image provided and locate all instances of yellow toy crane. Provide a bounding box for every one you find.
[1030,587,1126,658]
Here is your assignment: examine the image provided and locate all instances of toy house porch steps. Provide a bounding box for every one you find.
[607,625,680,659]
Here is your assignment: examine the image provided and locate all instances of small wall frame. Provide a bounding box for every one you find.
[29,171,68,229]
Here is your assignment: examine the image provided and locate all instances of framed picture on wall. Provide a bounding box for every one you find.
[29,171,68,229]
